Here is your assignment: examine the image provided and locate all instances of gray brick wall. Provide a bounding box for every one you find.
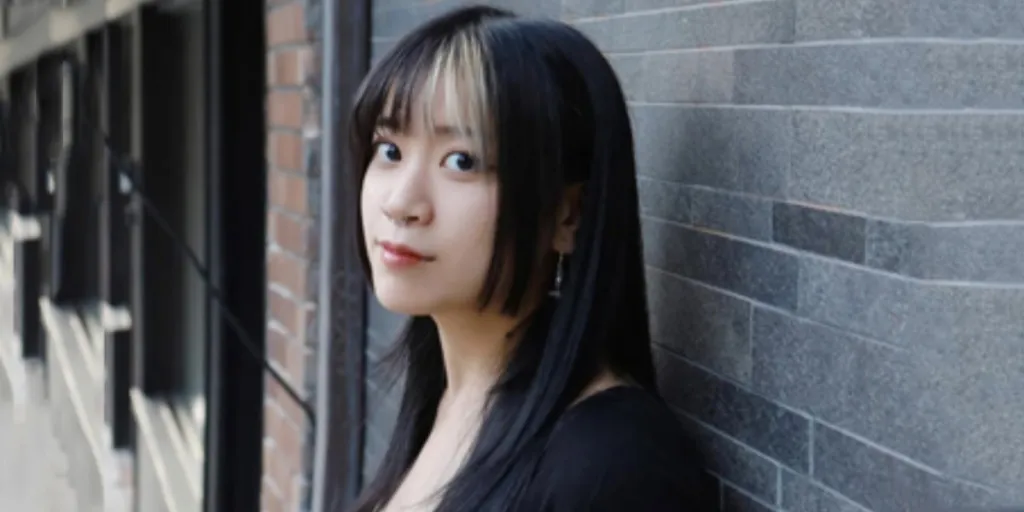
[364,1,1024,510]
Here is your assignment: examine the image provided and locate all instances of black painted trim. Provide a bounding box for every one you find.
[322,0,372,507]
[103,20,134,449]
[10,68,43,360]
[201,0,266,509]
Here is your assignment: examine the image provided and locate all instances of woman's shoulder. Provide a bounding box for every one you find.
[521,386,718,511]
[555,385,690,442]
[544,386,706,472]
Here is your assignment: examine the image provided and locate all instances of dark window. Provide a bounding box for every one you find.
[133,5,212,505]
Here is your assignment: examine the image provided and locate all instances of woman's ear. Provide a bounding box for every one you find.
[552,183,584,254]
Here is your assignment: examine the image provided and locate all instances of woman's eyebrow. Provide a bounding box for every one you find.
[375,116,400,130]
[432,124,466,136]
[375,116,475,138]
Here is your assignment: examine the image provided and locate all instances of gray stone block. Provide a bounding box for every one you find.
[781,470,868,512]
[362,370,401,480]
[778,272,1024,489]
[695,189,773,239]
[691,187,773,242]
[866,220,1024,284]
[637,179,773,241]
[752,307,943,474]
[366,296,405,360]
[632,105,791,198]
[814,424,1002,512]
[722,484,776,512]
[646,268,753,383]
[642,216,686,272]
[362,424,390,483]
[915,223,1024,283]
[365,350,401,398]
[367,295,405,337]
[561,0,623,19]
[574,0,795,52]
[371,0,558,40]
[372,0,463,39]
[862,221,915,279]
[484,0,560,17]
[913,339,1024,493]
[627,0,724,12]
[795,257,919,347]
[676,414,780,504]
[643,218,799,309]
[371,40,395,64]
[607,55,643,102]
[373,0,424,13]
[797,255,1024,357]
[365,378,400,442]
[637,177,691,224]
[653,346,811,472]
[365,337,395,374]
[735,43,1024,109]
[773,203,866,263]
[642,51,736,103]
[788,111,1024,221]
[796,0,1024,40]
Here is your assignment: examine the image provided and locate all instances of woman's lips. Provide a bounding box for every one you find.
[378,241,434,269]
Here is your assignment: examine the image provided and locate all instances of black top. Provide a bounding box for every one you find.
[517,386,717,511]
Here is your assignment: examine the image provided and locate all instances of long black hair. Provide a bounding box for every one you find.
[347,6,655,511]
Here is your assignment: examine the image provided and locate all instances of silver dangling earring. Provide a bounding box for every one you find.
[549,252,564,298]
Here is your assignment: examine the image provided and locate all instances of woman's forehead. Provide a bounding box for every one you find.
[379,87,467,128]
[365,30,498,153]
[377,77,491,149]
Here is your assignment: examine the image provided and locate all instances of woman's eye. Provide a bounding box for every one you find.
[374,142,401,162]
[442,152,477,172]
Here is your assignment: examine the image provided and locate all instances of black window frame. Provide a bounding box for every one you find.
[101,18,135,450]
[129,4,213,508]
[124,2,267,510]
[8,66,43,361]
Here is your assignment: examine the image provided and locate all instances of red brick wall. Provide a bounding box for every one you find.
[263,0,321,510]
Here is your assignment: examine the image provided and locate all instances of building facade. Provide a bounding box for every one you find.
[0,0,270,510]
[0,0,1022,511]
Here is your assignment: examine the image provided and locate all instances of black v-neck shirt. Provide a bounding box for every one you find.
[516,386,717,511]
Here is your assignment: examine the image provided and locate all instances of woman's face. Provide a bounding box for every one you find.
[361,93,498,316]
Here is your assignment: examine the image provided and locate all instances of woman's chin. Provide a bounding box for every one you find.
[372,287,434,317]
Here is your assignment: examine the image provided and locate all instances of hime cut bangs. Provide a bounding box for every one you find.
[350,19,496,169]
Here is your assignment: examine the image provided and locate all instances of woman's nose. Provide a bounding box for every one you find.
[380,162,433,227]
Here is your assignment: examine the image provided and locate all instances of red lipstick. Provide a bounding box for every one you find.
[378,241,433,269]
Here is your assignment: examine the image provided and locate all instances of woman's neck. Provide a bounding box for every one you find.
[431,310,522,398]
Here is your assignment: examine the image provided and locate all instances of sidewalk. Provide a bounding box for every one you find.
[0,230,79,511]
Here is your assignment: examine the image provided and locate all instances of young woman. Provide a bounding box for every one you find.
[348,5,714,511]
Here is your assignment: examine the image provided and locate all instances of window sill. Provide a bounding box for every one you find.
[130,388,203,512]
[40,296,132,510]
